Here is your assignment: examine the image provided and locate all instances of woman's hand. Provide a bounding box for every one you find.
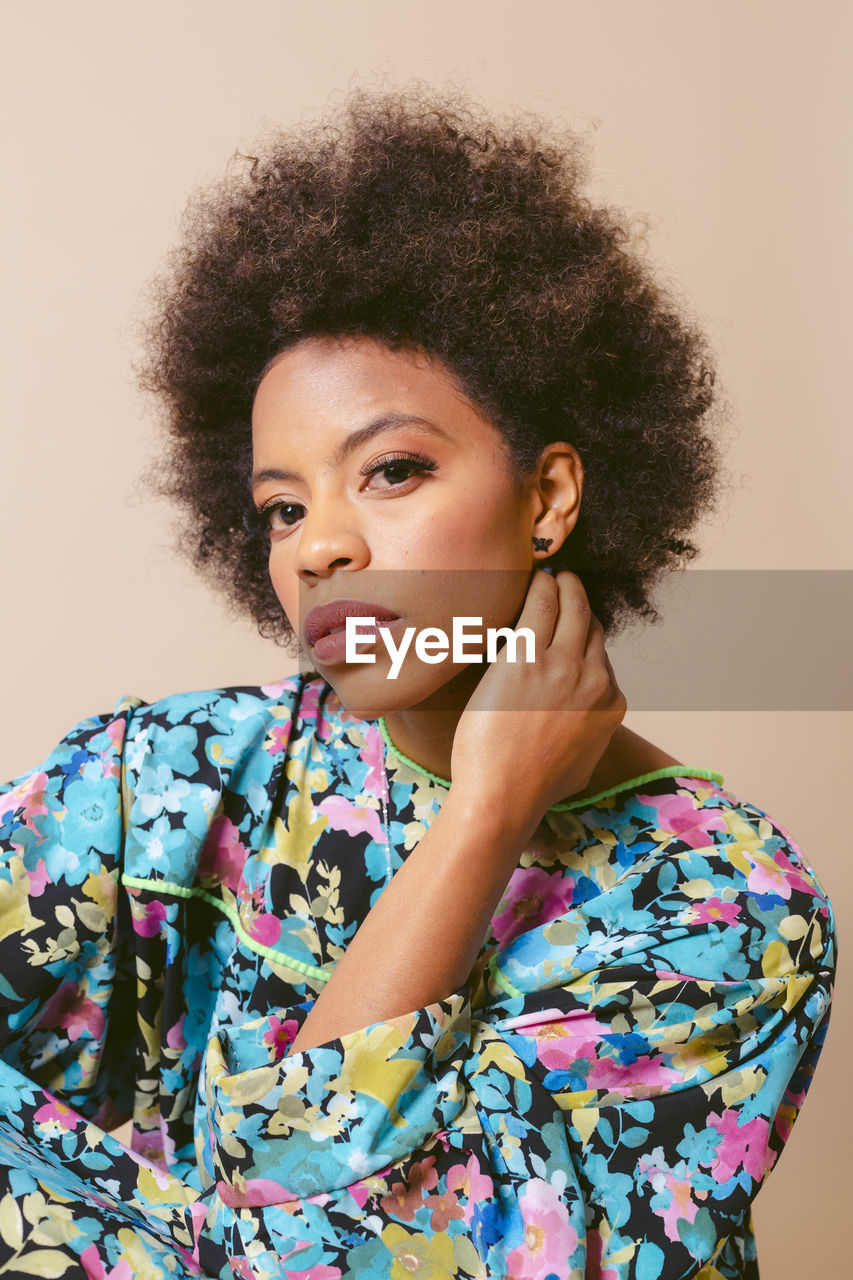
[289,569,625,1052]
[449,569,627,834]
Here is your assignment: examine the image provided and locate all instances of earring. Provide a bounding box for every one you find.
[532,537,553,553]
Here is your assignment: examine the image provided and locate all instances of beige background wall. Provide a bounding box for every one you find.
[1,2,849,1273]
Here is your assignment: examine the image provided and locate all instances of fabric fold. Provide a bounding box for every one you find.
[0,673,837,1278]
[203,993,472,1203]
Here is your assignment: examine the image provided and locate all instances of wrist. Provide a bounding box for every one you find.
[437,786,542,856]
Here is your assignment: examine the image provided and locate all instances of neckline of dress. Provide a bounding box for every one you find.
[376,715,724,811]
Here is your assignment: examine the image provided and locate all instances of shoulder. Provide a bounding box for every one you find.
[1,673,348,826]
[623,775,836,977]
[116,671,362,789]
[119,672,344,758]
[616,772,830,902]
[496,775,836,1002]
[119,672,366,883]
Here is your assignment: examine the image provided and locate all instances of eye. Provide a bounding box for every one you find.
[361,452,438,490]
[258,500,306,533]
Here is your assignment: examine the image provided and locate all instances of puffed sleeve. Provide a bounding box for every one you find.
[0,697,141,1119]
[191,791,835,1280]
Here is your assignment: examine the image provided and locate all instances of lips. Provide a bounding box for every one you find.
[303,599,401,648]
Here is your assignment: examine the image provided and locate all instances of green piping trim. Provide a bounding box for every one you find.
[378,716,451,788]
[489,954,523,999]
[120,874,331,983]
[551,766,725,811]
[379,717,723,811]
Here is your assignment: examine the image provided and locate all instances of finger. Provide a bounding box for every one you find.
[598,641,626,708]
[514,567,560,649]
[548,570,592,653]
[582,616,616,683]
[582,610,605,656]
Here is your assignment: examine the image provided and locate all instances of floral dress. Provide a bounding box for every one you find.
[0,673,835,1279]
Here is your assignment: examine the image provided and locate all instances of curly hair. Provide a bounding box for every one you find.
[140,87,725,643]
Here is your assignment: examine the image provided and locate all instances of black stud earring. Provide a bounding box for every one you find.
[532,537,553,553]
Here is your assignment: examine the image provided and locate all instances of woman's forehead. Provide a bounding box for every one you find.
[252,335,492,433]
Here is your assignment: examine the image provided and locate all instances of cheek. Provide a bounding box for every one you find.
[443,490,529,562]
[267,550,299,624]
[411,476,528,563]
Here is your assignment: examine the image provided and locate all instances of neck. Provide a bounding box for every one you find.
[380,666,655,804]
[381,664,484,781]
[379,665,685,809]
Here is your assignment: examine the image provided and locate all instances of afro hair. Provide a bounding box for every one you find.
[140,87,725,642]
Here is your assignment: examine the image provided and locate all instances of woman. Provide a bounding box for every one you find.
[0,91,834,1278]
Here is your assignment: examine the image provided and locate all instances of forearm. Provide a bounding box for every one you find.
[288,790,537,1054]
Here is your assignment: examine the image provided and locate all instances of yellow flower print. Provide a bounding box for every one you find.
[383,1223,458,1280]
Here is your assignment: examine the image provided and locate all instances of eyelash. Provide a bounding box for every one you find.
[360,450,438,482]
[254,451,439,533]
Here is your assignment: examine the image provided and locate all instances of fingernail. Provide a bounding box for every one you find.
[541,565,554,576]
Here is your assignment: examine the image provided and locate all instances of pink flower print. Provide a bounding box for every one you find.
[745,846,815,902]
[587,1053,682,1098]
[298,680,324,727]
[639,791,727,849]
[358,723,386,794]
[28,860,51,896]
[197,815,249,892]
[0,770,49,832]
[379,1156,439,1222]
[239,883,283,946]
[80,1244,133,1280]
[246,911,282,947]
[638,1155,698,1243]
[653,967,697,982]
[266,720,293,756]
[446,1154,494,1225]
[130,895,168,938]
[505,1179,578,1280]
[324,686,358,724]
[348,1180,372,1211]
[659,1175,698,1243]
[523,1011,611,1074]
[685,897,742,927]
[706,1110,776,1185]
[745,854,791,900]
[317,794,384,844]
[492,867,576,947]
[103,715,127,765]
[38,982,105,1040]
[166,1014,187,1051]
[347,1167,392,1211]
[263,1015,300,1061]
[226,1260,255,1280]
[771,847,817,898]
[285,1268,342,1280]
[532,1023,592,1074]
[261,676,300,699]
[34,1098,79,1135]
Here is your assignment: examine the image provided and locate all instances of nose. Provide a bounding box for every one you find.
[294,493,370,582]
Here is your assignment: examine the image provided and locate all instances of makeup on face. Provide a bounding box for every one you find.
[250,336,550,717]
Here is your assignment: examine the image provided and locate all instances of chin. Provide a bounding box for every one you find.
[319,661,475,722]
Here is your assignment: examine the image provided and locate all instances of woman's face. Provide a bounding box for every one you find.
[251,335,572,718]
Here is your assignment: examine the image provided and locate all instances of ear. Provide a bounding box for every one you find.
[527,443,584,559]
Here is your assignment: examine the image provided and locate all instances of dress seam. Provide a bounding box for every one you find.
[120,873,332,983]
[378,715,724,807]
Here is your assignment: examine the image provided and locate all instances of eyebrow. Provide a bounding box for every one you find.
[251,412,452,489]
